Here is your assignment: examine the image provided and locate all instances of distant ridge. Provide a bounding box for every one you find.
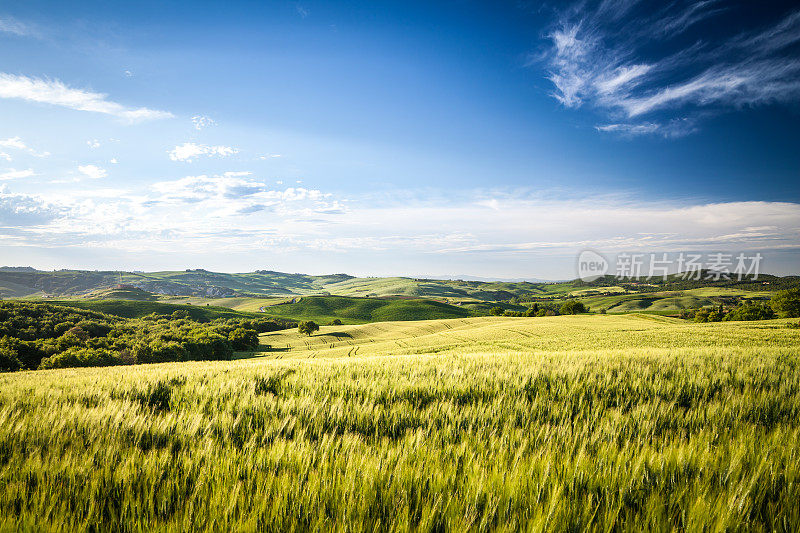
[0,267,796,302]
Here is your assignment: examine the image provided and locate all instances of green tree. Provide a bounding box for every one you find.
[0,337,21,372]
[298,320,319,336]
[724,302,775,321]
[489,307,504,316]
[771,288,800,318]
[229,328,259,351]
[559,300,587,315]
[694,308,710,322]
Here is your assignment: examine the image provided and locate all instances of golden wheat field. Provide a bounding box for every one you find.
[1,314,799,531]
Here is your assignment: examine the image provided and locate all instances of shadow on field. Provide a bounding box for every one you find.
[322,331,353,339]
[233,345,291,360]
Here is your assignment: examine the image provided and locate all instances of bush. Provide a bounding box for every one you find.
[489,307,505,316]
[298,321,319,336]
[329,319,343,326]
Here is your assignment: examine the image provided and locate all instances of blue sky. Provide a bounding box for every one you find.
[0,0,798,278]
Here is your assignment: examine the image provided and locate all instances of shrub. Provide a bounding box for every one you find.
[489,307,505,316]
[330,319,343,326]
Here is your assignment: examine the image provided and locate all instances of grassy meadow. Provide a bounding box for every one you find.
[1,314,799,531]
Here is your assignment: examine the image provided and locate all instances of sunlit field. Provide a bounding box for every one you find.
[1,315,799,531]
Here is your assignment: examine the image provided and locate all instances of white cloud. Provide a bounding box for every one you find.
[595,118,697,138]
[0,152,10,161]
[110,158,119,164]
[0,73,173,122]
[168,142,238,162]
[191,115,216,130]
[1,181,798,270]
[87,139,101,149]
[0,16,33,37]
[78,165,107,180]
[621,60,800,117]
[0,168,34,180]
[541,5,800,133]
[260,154,282,159]
[0,136,49,157]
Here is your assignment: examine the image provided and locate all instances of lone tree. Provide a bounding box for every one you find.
[298,320,319,336]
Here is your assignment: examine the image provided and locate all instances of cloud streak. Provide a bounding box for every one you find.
[168,143,238,162]
[541,3,800,136]
[0,74,173,122]
[0,16,34,37]
[0,137,49,157]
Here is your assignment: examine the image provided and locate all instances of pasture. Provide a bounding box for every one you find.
[1,314,798,531]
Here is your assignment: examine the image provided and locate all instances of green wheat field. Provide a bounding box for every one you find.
[2,314,799,531]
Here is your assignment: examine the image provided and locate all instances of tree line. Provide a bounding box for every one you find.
[0,301,294,372]
[681,288,800,322]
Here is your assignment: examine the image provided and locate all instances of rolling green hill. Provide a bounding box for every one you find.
[257,296,475,324]
[45,299,261,321]
[2,268,796,317]
[40,296,474,324]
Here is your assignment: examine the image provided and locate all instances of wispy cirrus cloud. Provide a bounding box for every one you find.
[540,2,800,137]
[0,73,173,122]
[595,118,698,138]
[0,16,35,37]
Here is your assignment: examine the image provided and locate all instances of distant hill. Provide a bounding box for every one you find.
[0,268,546,301]
[256,296,475,324]
[45,299,262,321]
[85,286,158,301]
[1,268,797,316]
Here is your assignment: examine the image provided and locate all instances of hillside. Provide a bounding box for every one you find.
[45,299,261,321]
[254,295,474,324]
[256,313,799,358]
